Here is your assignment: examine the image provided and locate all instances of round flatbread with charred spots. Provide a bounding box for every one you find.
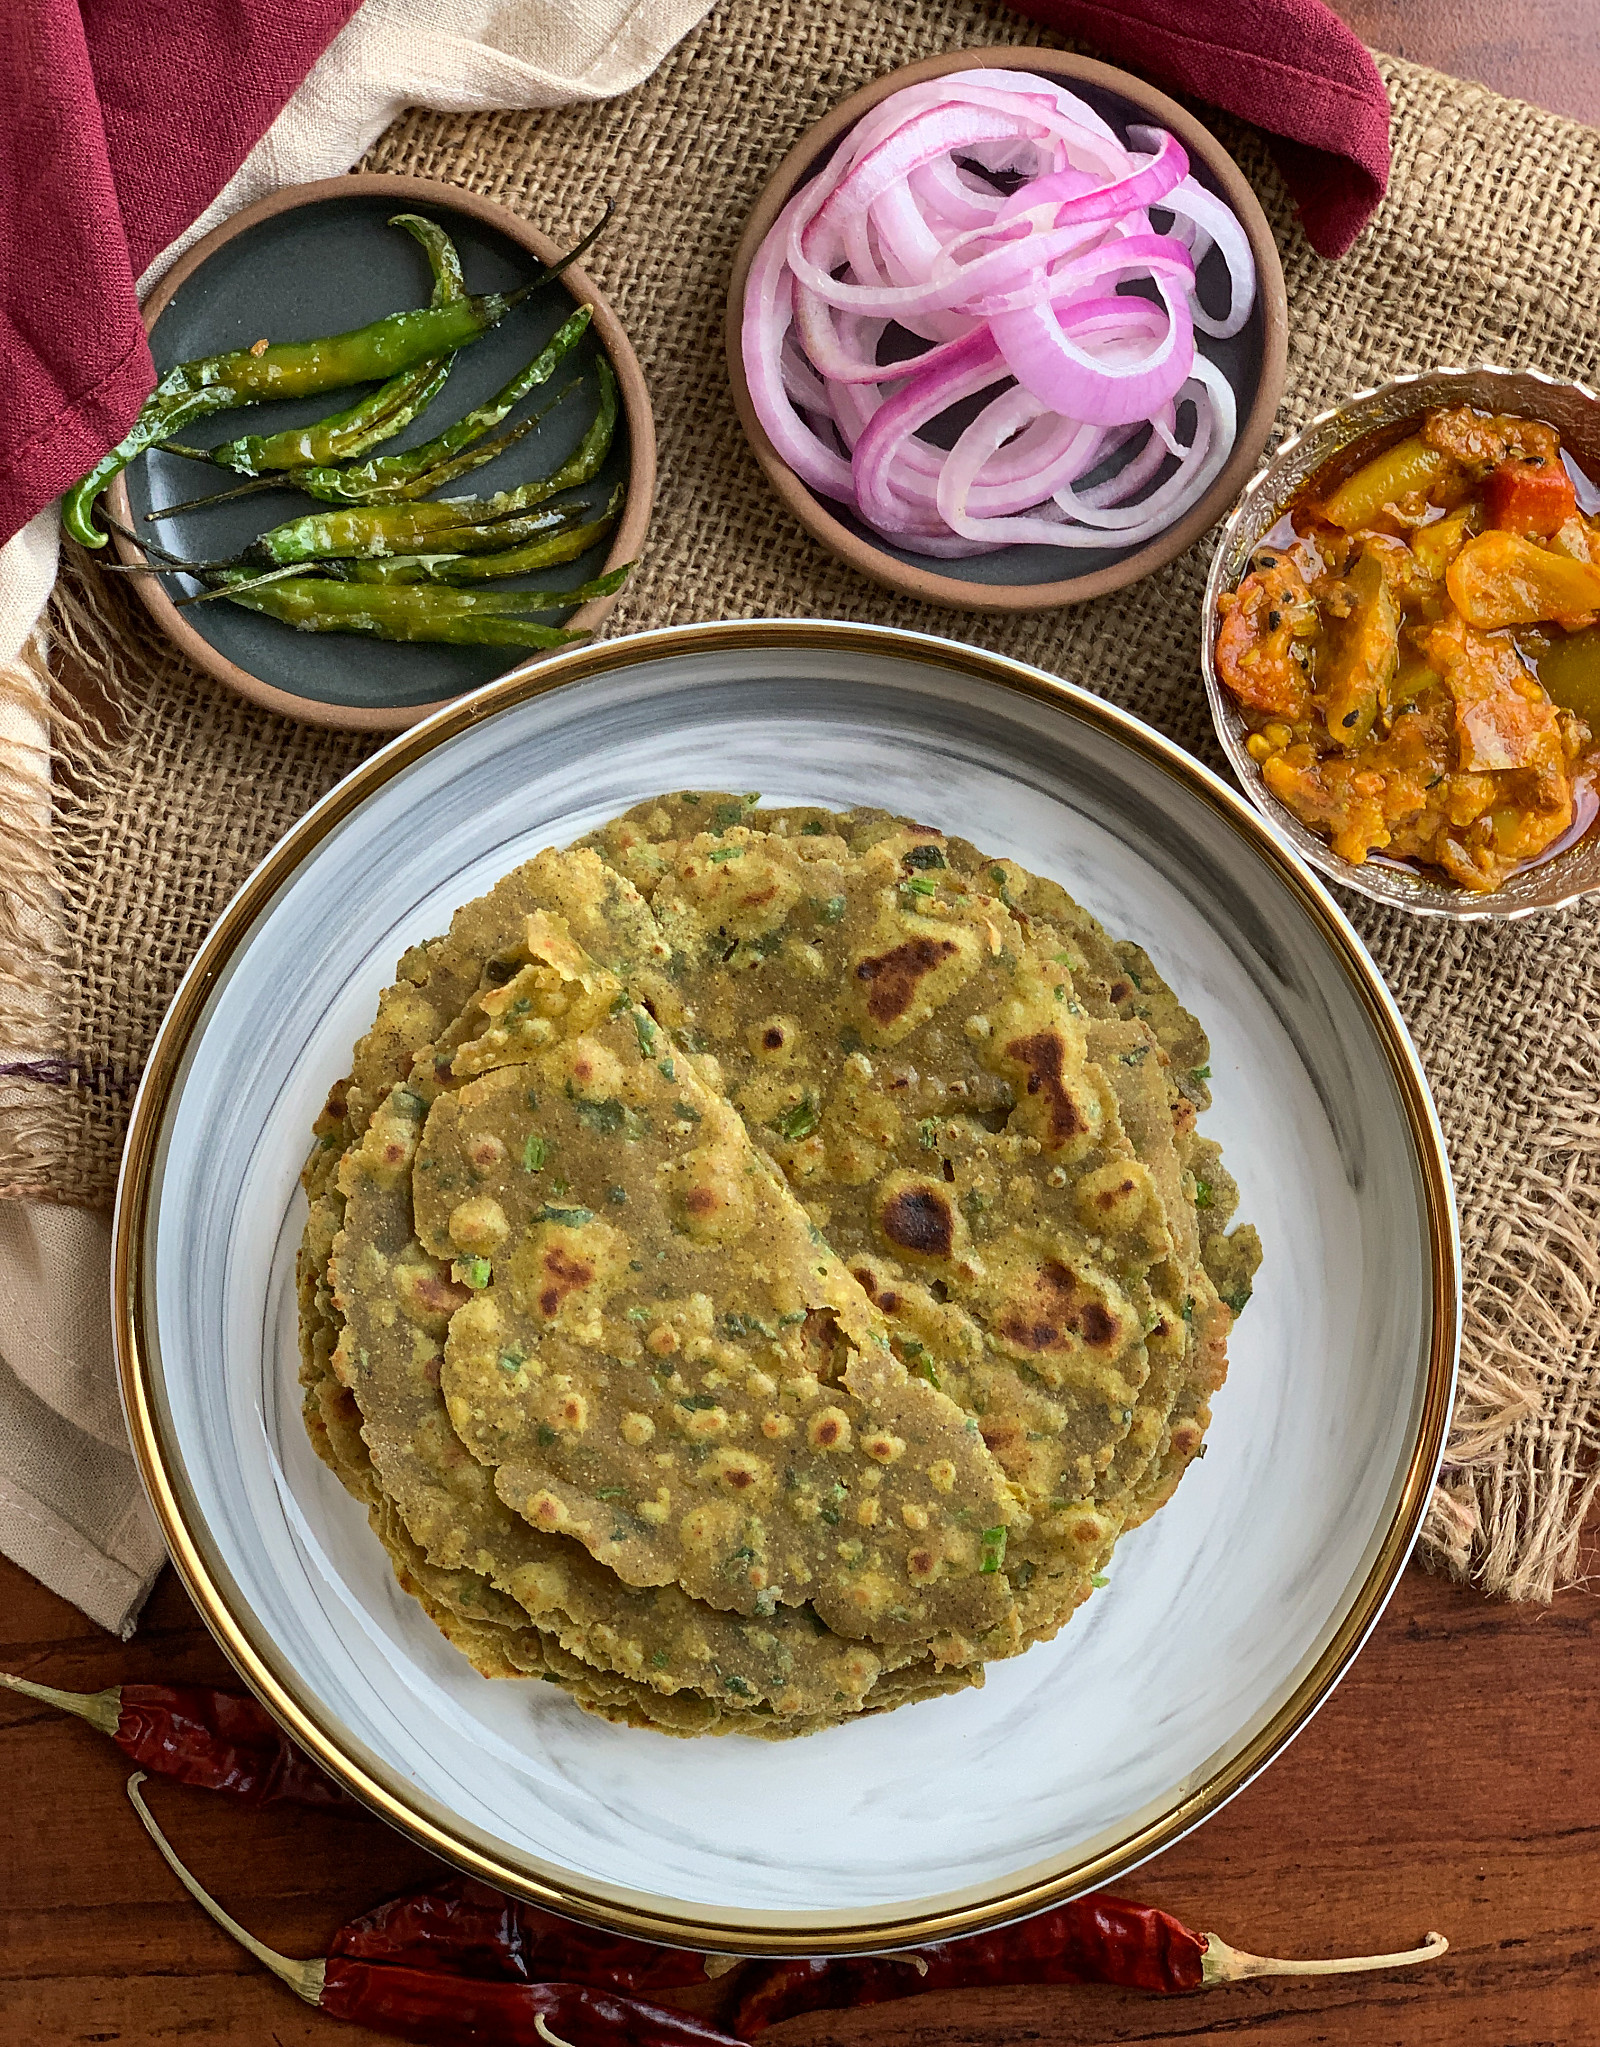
[297,791,1259,1735]
[411,1004,1019,1651]
[591,796,1258,1642]
[637,822,1176,1644]
[746,801,1260,1526]
[331,1078,961,1725]
[303,863,970,1732]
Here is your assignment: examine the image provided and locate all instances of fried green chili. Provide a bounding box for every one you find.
[243,359,618,565]
[163,216,466,479]
[239,494,589,566]
[347,497,624,582]
[283,306,594,505]
[63,204,610,547]
[211,575,602,646]
[156,288,587,517]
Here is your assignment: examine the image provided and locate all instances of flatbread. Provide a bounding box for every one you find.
[581,794,1260,1547]
[306,860,928,1726]
[412,972,1020,1650]
[298,792,1260,1734]
[331,1082,920,1722]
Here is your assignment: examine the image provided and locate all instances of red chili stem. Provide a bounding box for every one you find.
[3,1671,347,1807]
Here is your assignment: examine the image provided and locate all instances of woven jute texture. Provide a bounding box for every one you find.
[5,0,1600,1599]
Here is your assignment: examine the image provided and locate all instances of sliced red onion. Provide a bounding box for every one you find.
[908,156,1009,230]
[1071,406,1178,509]
[852,331,1010,531]
[794,284,977,385]
[964,229,1195,323]
[937,387,1106,537]
[989,272,1195,425]
[742,194,856,499]
[806,107,1048,268]
[740,76,1254,561]
[1127,126,1256,338]
[993,130,1188,234]
[1058,356,1237,529]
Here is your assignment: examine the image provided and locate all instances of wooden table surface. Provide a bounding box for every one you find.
[5,7,1599,2046]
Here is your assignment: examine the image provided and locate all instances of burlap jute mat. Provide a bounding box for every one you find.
[5,0,1599,1599]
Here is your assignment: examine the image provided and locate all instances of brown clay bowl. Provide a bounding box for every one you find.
[107,174,655,732]
[725,48,1288,615]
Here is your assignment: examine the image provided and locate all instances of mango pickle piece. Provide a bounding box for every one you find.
[1317,547,1399,747]
[1448,530,1600,630]
[1409,503,1479,580]
[1533,625,1600,727]
[1322,435,1450,530]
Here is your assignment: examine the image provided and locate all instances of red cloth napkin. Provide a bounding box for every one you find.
[1010,0,1391,259]
[0,0,360,545]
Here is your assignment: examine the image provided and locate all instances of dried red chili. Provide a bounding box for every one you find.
[730,1897,1448,2035]
[321,1966,735,2047]
[120,1760,1448,2044]
[333,1875,708,1995]
[127,1775,739,2047]
[3,1672,346,1807]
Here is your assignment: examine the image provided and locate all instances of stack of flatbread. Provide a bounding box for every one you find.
[299,793,1259,1738]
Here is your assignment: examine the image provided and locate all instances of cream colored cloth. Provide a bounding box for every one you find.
[0,0,716,1634]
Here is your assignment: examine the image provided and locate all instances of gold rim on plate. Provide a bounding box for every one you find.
[112,619,1460,1953]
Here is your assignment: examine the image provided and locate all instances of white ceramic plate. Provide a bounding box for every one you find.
[114,621,1458,1953]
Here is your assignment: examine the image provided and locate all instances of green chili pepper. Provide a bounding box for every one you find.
[173,560,320,606]
[346,497,624,583]
[158,301,588,516]
[243,494,589,567]
[188,555,628,612]
[63,204,610,548]
[208,575,596,648]
[284,307,594,505]
[160,217,467,482]
[243,357,619,566]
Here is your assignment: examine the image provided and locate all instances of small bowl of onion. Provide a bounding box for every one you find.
[726,47,1287,613]
[1201,364,1600,920]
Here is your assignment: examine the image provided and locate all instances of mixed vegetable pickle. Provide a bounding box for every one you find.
[68,210,631,650]
[1216,405,1600,893]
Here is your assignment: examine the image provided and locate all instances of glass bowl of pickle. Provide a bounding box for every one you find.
[1201,365,1600,918]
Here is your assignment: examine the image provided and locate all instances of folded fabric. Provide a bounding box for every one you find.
[0,1,362,547]
[0,0,737,556]
[0,1205,167,1638]
[1008,0,1391,259]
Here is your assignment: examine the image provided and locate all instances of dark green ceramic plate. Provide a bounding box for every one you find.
[108,175,653,730]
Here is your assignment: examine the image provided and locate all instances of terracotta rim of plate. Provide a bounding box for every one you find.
[105,173,656,734]
[113,618,1458,1954]
[724,48,1289,615]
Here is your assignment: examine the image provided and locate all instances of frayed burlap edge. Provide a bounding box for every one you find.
[0,590,123,1202]
[0,545,372,1207]
[1440,1077,1600,1598]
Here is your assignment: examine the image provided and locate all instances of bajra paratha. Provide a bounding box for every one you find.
[298,790,1259,1735]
